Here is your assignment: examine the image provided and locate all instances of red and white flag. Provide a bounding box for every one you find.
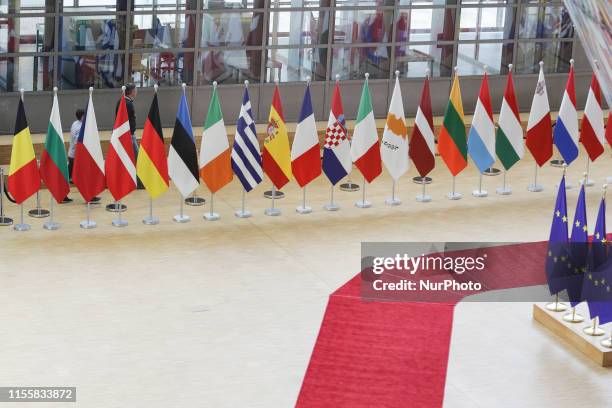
[607,113,612,148]
[105,95,136,201]
[526,62,553,167]
[409,76,435,178]
[580,74,605,161]
[291,82,321,187]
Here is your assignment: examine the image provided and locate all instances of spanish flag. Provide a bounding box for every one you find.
[438,71,467,176]
[137,92,169,199]
[262,84,292,189]
[8,98,40,204]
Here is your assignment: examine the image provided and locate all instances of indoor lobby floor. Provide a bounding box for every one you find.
[0,150,611,407]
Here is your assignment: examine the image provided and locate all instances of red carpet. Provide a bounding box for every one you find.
[296,242,549,408]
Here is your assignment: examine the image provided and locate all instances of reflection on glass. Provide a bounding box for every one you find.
[201,0,264,9]
[0,0,54,14]
[268,11,329,46]
[515,41,572,74]
[395,8,456,42]
[133,0,194,11]
[199,49,262,84]
[201,12,264,47]
[60,16,126,51]
[266,47,326,82]
[131,51,193,86]
[519,6,574,39]
[334,10,393,45]
[269,0,330,7]
[61,0,123,12]
[394,44,453,77]
[0,17,54,53]
[331,46,390,80]
[0,56,53,91]
[459,6,514,40]
[132,14,194,49]
[60,53,125,89]
[336,0,393,7]
[398,0,458,5]
[457,42,512,75]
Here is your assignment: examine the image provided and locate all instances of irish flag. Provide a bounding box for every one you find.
[8,97,40,204]
[526,62,552,167]
[199,84,233,193]
[438,70,467,176]
[40,90,70,203]
[350,74,382,183]
[263,84,292,189]
[495,66,523,171]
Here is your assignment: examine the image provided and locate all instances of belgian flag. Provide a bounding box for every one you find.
[8,98,40,204]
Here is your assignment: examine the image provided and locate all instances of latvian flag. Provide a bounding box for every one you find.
[291,82,321,187]
[8,97,40,204]
[73,89,105,203]
[467,72,496,174]
[580,74,605,162]
[105,94,137,201]
[231,85,263,192]
[409,76,435,178]
[553,62,579,165]
[526,62,553,167]
[40,91,70,203]
[322,81,351,185]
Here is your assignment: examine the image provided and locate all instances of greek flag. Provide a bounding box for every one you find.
[231,86,263,192]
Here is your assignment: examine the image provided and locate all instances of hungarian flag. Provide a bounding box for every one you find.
[580,74,605,162]
[73,91,105,203]
[438,72,467,176]
[263,84,292,189]
[40,92,70,203]
[136,92,169,199]
[322,81,351,185]
[168,91,200,198]
[105,95,136,201]
[553,63,579,165]
[8,98,40,204]
[350,77,382,183]
[199,85,233,193]
[291,83,321,187]
[526,63,553,167]
[381,75,409,181]
[467,72,496,174]
[409,76,435,177]
[495,68,523,170]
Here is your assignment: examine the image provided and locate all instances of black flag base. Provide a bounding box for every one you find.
[550,159,566,167]
[184,196,205,206]
[28,207,50,218]
[264,190,285,199]
[412,176,432,185]
[106,202,127,212]
[0,216,13,226]
[483,167,501,176]
[339,182,360,191]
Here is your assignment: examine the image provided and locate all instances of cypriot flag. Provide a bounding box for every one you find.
[381,73,409,180]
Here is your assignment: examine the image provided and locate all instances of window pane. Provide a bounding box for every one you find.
[198,49,262,84]
[0,17,54,54]
[269,0,330,8]
[0,0,54,14]
[398,1,457,5]
[458,6,514,40]
[334,10,393,45]
[202,0,265,9]
[131,51,193,86]
[457,42,512,75]
[395,8,456,42]
[331,46,390,80]
[60,16,126,51]
[518,6,574,39]
[268,11,329,46]
[201,12,264,47]
[132,14,196,49]
[62,0,123,12]
[0,56,53,91]
[461,0,514,4]
[134,0,195,11]
[266,47,326,82]
[60,53,125,89]
[395,44,453,77]
[336,0,394,6]
[514,41,572,74]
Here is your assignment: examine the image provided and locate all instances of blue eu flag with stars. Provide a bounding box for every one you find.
[567,184,589,306]
[546,175,571,295]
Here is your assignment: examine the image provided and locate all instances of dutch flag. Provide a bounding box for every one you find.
[553,60,579,165]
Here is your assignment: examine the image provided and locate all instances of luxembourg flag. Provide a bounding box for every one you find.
[291,82,321,187]
[322,80,351,186]
[580,73,605,162]
[467,72,496,173]
[553,61,579,165]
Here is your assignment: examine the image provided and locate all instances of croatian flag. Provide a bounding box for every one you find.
[291,82,321,187]
[580,74,605,162]
[322,81,351,185]
[231,85,263,192]
[467,72,496,173]
[553,62,579,165]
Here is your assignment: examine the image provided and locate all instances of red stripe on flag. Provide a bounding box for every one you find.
[479,72,493,120]
[566,66,576,106]
[141,118,169,184]
[526,114,553,167]
[410,127,435,177]
[7,159,40,204]
[73,143,105,202]
[40,150,70,202]
[262,148,290,190]
[292,145,321,187]
[580,118,604,161]
[354,142,382,183]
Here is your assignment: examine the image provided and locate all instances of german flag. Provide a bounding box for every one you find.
[137,93,169,199]
[8,98,40,204]
[438,71,467,176]
[262,84,292,189]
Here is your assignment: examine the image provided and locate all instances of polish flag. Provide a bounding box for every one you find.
[105,93,136,201]
[580,74,605,162]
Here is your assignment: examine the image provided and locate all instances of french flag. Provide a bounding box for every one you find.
[580,73,605,162]
[291,82,321,187]
[322,81,352,186]
[553,61,579,165]
[73,88,105,203]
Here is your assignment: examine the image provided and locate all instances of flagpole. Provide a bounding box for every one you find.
[581,159,594,187]
[112,200,128,227]
[143,197,159,225]
[204,191,220,220]
[324,184,340,211]
[235,188,252,218]
[173,195,190,223]
[386,179,401,205]
[43,195,60,230]
[545,293,567,312]
[602,328,612,348]
[29,189,50,218]
[447,176,461,200]
[80,201,96,229]
[496,169,512,195]
[0,167,14,226]
[265,185,281,216]
[355,175,372,208]
[416,175,431,202]
[472,173,488,197]
[527,162,543,192]
[296,185,312,214]
[562,306,585,323]
[584,316,605,336]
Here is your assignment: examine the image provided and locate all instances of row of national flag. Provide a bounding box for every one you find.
[6,68,612,204]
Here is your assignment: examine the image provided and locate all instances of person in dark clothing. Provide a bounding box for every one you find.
[115,83,144,189]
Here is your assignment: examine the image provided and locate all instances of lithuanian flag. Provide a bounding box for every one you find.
[438,72,467,176]
[262,84,292,189]
[8,98,40,204]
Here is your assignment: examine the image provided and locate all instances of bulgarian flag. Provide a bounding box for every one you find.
[438,70,467,176]
[495,66,523,171]
[350,74,382,183]
[40,90,70,203]
[8,97,40,204]
[263,83,292,189]
[199,83,233,193]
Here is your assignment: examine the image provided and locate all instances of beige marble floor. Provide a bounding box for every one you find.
[0,149,611,407]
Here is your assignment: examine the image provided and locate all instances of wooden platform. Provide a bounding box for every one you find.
[533,303,612,367]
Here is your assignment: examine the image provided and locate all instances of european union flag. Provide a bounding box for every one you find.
[567,184,589,306]
[546,175,571,295]
[582,256,612,324]
[590,197,608,270]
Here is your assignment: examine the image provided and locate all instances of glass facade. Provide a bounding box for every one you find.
[0,0,579,91]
